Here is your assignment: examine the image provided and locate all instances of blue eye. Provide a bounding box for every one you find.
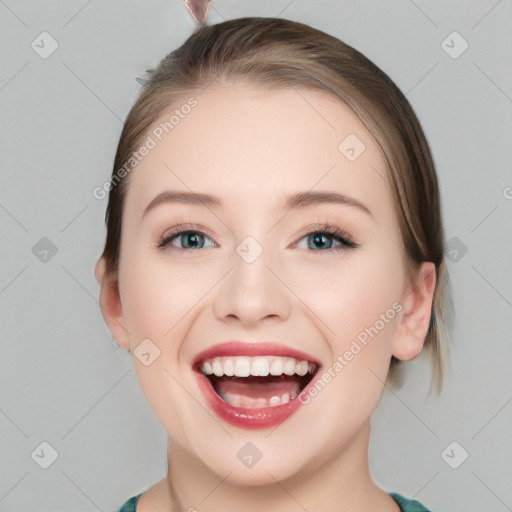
[158,229,215,250]
[304,232,347,250]
[296,225,357,254]
[157,222,358,253]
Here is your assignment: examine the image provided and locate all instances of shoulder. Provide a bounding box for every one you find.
[389,492,432,511]
[117,493,141,512]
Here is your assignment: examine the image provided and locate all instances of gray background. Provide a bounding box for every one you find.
[1,1,511,511]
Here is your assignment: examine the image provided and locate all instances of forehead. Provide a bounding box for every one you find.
[125,83,392,221]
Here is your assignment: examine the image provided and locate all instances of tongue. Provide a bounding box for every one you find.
[212,376,301,407]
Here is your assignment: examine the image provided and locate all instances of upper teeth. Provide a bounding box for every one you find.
[200,356,315,378]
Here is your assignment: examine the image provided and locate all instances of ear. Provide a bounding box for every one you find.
[95,257,130,350]
[392,261,436,361]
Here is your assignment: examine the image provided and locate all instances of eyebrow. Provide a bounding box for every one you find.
[142,190,373,219]
[284,191,373,218]
[142,191,224,219]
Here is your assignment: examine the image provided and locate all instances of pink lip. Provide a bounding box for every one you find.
[192,341,321,430]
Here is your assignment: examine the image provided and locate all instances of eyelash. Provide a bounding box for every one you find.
[157,222,359,254]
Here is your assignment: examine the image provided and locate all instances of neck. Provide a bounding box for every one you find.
[156,421,398,512]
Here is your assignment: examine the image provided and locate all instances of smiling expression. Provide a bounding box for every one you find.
[98,80,433,485]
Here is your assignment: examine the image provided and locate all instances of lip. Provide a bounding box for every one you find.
[192,341,321,430]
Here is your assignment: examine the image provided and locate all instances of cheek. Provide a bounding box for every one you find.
[295,252,402,329]
[120,251,213,341]
[286,246,404,381]
[290,254,403,445]
[118,255,205,448]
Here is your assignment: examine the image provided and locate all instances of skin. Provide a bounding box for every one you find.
[95,81,435,511]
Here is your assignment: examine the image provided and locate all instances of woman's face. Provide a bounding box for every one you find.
[98,82,434,485]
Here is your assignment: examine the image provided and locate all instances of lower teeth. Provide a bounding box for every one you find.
[220,391,295,408]
[207,372,315,409]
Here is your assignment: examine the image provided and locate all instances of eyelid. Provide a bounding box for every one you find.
[293,222,358,247]
[160,223,217,240]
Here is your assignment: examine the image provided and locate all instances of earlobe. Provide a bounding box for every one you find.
[95,257,130,350]
[392,261,436,361]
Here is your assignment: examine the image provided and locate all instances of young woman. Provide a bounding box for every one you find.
[95,17,450,512]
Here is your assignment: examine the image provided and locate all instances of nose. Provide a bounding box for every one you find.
[211,240,292,328]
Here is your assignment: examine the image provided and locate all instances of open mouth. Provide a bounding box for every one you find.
[198,356,319,408]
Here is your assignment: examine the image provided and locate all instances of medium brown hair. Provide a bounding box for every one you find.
[98,17,451,392]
